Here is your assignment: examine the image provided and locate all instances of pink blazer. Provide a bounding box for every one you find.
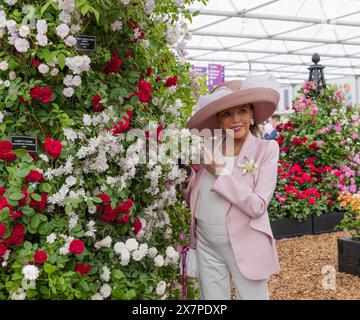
[180,131,281,280]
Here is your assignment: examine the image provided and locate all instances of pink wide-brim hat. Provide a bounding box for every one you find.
[186,73,280,132]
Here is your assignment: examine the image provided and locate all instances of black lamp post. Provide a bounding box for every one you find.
[308,53,326,97]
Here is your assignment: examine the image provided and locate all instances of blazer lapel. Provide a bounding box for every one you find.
[223,131,258,216]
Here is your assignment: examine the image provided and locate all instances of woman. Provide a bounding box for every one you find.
[180,73,281,300]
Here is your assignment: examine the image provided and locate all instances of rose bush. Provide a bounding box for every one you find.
[0,0,208,300]
[269,81,360,221]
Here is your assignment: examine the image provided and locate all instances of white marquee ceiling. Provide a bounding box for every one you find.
[185,0,360,86]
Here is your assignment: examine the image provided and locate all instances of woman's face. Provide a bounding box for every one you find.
[217,104,253,141]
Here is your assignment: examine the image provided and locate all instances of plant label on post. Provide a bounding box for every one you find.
[76,35,96,51]
[10,136,37,152]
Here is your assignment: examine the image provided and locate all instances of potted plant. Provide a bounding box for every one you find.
[336,193,360,277]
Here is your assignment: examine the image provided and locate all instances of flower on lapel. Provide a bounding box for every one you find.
[238,159,257,175]
[237,158,258,185]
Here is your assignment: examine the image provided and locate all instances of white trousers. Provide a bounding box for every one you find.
[196,220,270,300]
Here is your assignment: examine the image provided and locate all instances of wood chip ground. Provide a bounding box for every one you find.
[230,231,360,300]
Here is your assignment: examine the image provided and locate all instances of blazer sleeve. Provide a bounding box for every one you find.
[180,166,197,207]
[210,140,279,219]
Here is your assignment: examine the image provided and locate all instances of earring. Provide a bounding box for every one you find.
[250,119,254,125]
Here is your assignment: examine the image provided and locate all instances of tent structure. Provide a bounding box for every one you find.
[185,0,360,110]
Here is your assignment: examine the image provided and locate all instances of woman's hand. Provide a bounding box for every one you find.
[200,146,225,178]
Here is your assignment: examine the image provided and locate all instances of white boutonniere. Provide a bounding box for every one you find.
[237,159,258,184]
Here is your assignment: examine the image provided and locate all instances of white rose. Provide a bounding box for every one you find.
[36,34,48,46]
[9,71,16,80]
[148,247,158,258]
[19,25,30,38]
[64,35,76,47]
[56,23,70,39]
[114,242,126,254]
[22,265,40,281]
[125,238,138,252]
[72,75,81,87]
[156,280,166,296]
[50,68,59,76]
[36,19,48,35]
[38,64,49,74]
[63,87,74,97]
[14,38,30,52]
[154,255,164,267]
[99,284,112,298]
[0,61,9,71]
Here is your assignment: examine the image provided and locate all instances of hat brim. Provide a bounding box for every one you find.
[186,87,280,132]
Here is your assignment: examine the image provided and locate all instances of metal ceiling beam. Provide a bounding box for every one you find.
[191,31,360,46]
[186,45,360,60]
[187,57,358,69]
[190,9,360,28]
[223,66,355,77]
[192,0,280,32]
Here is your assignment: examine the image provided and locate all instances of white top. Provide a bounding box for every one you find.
[195,154,237,226]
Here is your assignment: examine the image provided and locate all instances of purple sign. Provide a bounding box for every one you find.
[208,64,224,91]
[191,65,207,75]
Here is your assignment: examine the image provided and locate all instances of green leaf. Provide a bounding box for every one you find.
[8,192,25,201]
[124,289,136,300]
[92,196,103,203]
[44,263,59,274]
[31,193,42,202]
[57,53,66,70]
[21,206,35,217]
[24,241,32,250]
[41,183,52,193]
[0,207,10,220]
[113,269,124,280]
[41,1,52,15]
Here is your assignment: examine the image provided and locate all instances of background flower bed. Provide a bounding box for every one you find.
[0,0,208,300]
[269,81,360,222]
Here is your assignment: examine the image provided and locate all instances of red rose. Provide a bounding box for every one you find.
[32,59,40,67]
[99,193,111,205]
[0,140,13,153]
[30,86,53,104]
[292,137,303,147]
[328,200,333,206]
[29,192,47,212]
[92,94,104,112]
[0,223,6,238]
[0,141,16,163]
[132,216,142,235]
[30,86,42,99]
[124,50,134,58]
[119,198,134,212]
[19,189,28,206]
[309,142,318,150]
[74,262,92,276]
[4,224,25,246]
[0,187,6,197]
[103,52,123,74]
[137,81,152,103]
[24,170,45,184]
[44,137,62,159]
[11,211,23,219]
[18,96,29,105]
[0,152,16,162]
[34,250,47,264]
[0,243,7,257]
[116,213,130,224]
[308,198,315,205]
[69,239,85,254]
[111,110,132,135]
[164,75,178,87]
[146,67,152,77]
[101,204,119,222]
